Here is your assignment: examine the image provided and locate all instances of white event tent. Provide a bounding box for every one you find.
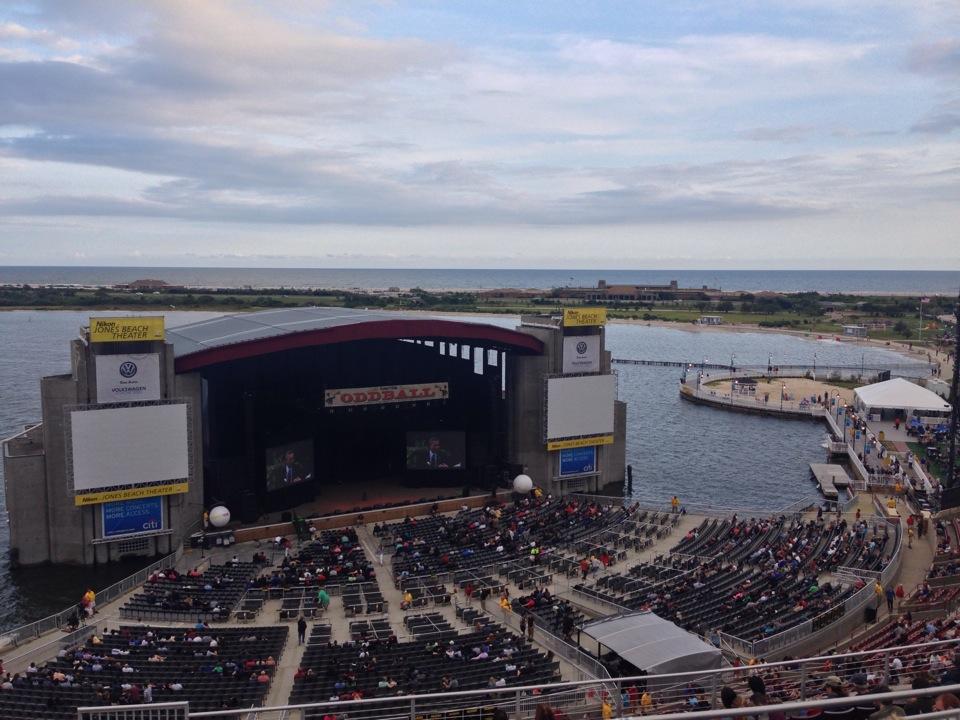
[853,377,951,421]
[579,611,722,676]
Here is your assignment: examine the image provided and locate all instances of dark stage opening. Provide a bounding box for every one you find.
[199,338,513,521]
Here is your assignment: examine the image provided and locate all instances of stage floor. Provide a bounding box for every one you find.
[257,479,481,524]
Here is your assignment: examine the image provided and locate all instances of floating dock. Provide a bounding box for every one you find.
[810,463,852,500]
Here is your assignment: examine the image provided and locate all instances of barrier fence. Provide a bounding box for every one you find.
[0,544,184,653]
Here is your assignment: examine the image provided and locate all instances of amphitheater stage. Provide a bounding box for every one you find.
[252,478,496,526]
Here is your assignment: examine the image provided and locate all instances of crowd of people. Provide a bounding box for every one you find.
[250,528,376,589]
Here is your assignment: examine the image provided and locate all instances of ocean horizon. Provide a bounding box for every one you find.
[0,266,959,295]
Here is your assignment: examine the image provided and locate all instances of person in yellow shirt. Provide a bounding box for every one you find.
[401,590,413,610]
[81,589,96,617]
[641,690,653,711]
[671,496,680,513]
[499,595,511,613]
[601,697,613,720]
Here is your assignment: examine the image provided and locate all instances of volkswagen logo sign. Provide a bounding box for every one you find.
[576,341,588,354]
[119,361,138,378]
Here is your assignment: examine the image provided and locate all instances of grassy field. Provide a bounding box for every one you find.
[907,441,946,481]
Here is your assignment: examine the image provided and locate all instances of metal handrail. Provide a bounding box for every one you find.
[95,663,960,719]
[0,544,183,651]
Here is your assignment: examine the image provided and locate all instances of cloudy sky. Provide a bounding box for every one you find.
[0,1,958,269]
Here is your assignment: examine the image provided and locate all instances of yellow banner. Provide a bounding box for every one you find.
[90,317,165,343]
[75,482,188,506]
[547,435,614,451]
[563,308,607,327]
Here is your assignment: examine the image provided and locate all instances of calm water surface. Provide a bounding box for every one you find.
[0,311,914,629]
[0,267,958,294]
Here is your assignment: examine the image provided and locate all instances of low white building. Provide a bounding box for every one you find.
[853,377,952,422]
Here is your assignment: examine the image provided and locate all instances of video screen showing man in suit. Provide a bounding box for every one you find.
[265,440,314,491]
[406,432,465,470]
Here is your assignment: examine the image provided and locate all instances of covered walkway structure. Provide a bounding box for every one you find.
[580,611,722,676]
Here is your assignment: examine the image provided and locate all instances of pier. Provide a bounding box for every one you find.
[809,463,852,500]
[614,357,934,377]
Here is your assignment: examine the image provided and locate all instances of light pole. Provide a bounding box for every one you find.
[780,383,786,411]
[861,352,865,379]
[813,352,817,381]
[730,354,736,405]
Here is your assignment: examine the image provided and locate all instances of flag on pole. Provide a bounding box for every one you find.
[920,297,930,304]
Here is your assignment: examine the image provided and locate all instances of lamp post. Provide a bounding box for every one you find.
[780,383,786,412]
[730,354,736,406]
[813,352,817,381]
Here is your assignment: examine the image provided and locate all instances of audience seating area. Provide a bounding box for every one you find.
[382,496,638,579]
[404,613,455,639]
[575,515,896,642]
[350,618,396,642]
[251,529,376,594]
[120,562,258,622]
[289,617,561,714]
[344,582,388,615]
[0,625,287,720]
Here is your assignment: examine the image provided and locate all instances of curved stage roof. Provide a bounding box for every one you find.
[168,307,544,372]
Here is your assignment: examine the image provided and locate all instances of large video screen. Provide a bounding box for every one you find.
[406,432,466,470]
[265,439,315,491]
[546,374,616,440]
[70,403,189,491]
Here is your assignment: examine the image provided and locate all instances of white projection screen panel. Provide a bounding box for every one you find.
[546,374,616,440]
[70,403,189,491]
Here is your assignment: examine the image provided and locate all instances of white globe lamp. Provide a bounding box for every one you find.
[209,505,231,528]
[513,474,534,494]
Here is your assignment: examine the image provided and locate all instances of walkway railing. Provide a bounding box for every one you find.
[616,358,934,377]
[680,380,825,416]
[78,701,189,720]
[0,544,183,651]
[492,597,612,684]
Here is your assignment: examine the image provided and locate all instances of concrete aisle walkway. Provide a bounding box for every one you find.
[266,634,307,707]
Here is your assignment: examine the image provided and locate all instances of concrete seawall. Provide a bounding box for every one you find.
[679,387,825,421]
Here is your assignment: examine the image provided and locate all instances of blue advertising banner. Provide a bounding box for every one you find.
[102,497,164,538]
[559,446,597,476]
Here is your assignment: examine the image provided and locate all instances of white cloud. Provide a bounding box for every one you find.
[0,1,957,266]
